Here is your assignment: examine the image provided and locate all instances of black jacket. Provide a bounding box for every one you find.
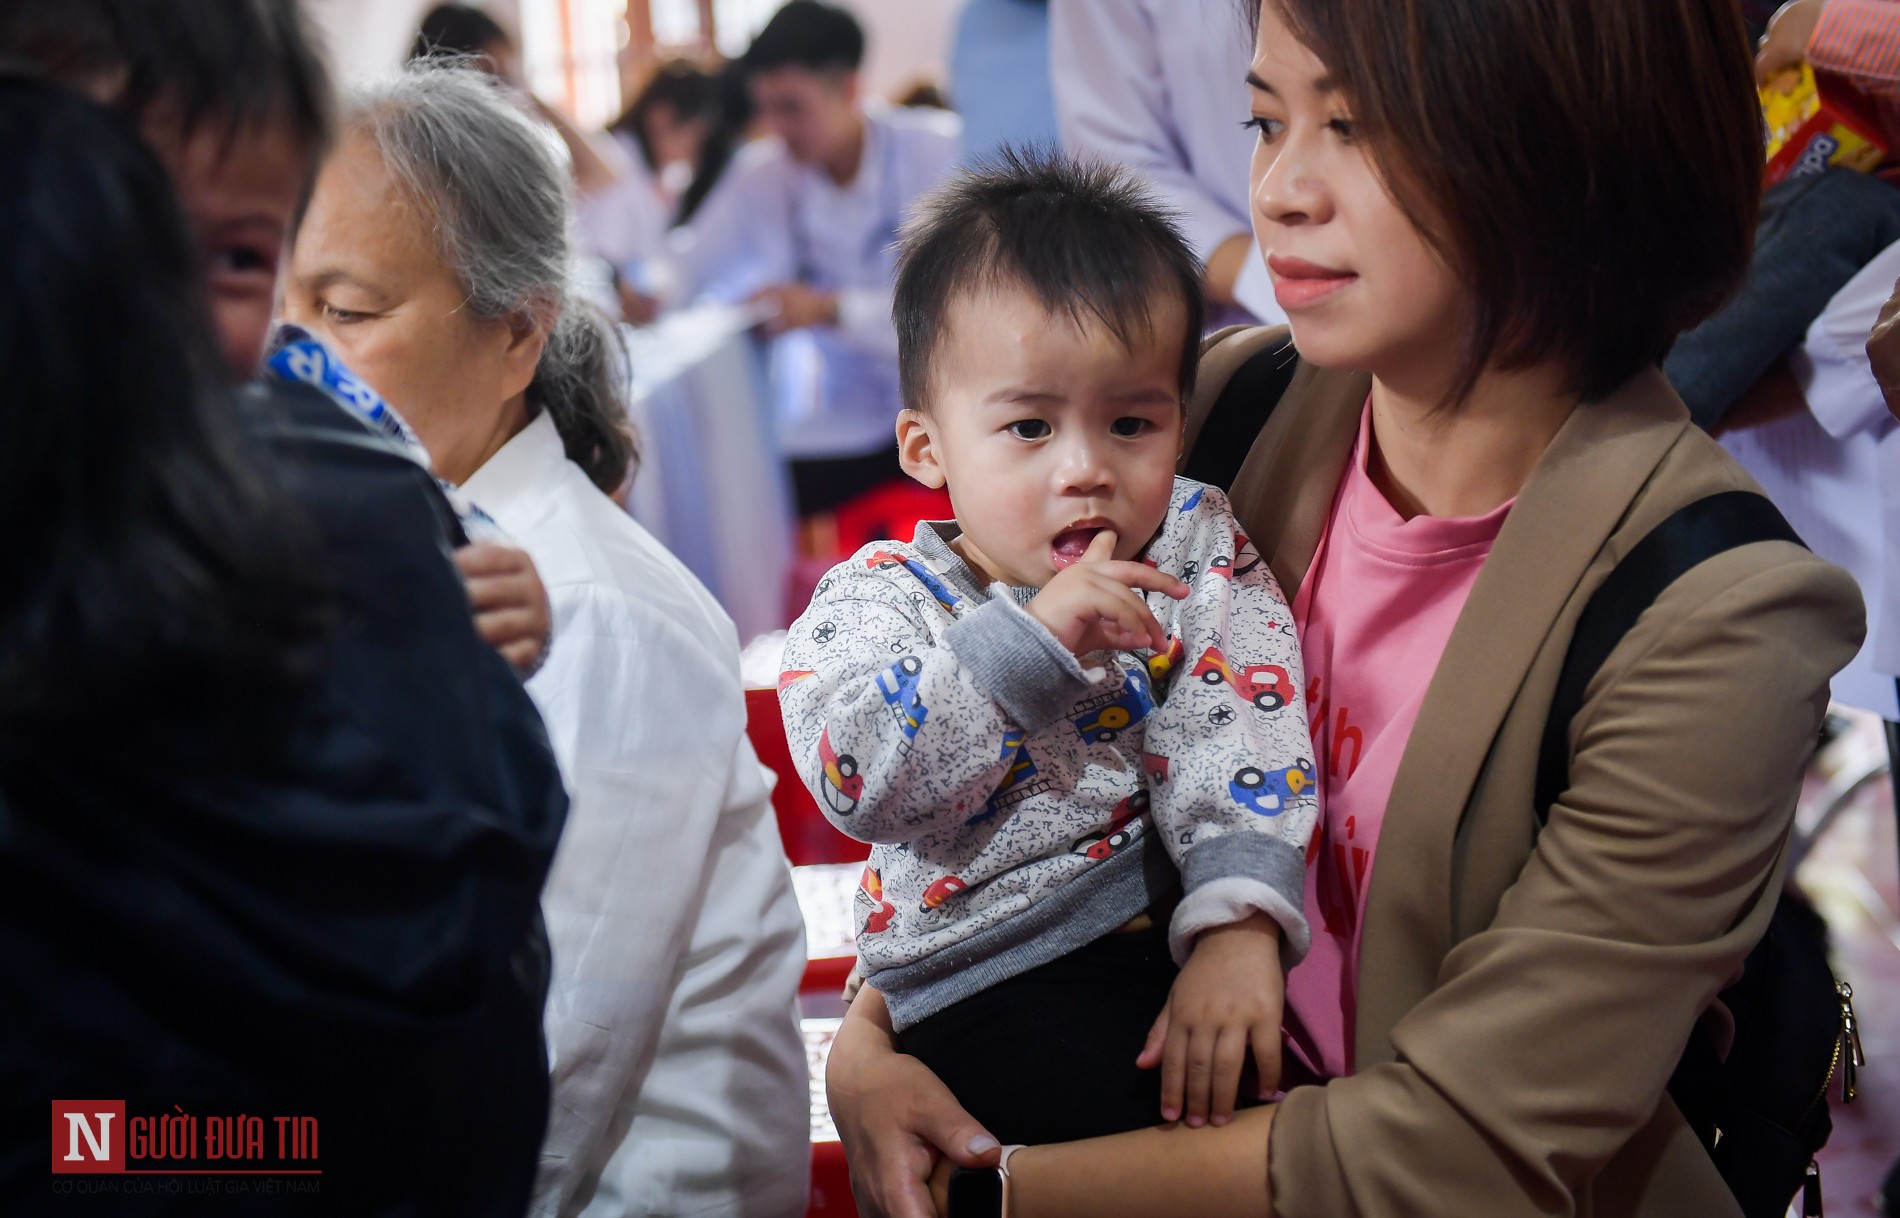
[0,384,569,1216]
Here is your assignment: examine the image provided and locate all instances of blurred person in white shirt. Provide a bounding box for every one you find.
[1049,0,1286,327]
[581,61,755,322]
[665,0,962,517]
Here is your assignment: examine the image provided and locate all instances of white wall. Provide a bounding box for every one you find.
[303,0,428,85]
[840,0,960,104]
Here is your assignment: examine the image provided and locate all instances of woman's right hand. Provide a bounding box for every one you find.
[827,987,1002,1218]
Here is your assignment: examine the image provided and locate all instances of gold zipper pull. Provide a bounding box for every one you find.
[1839,982,1863,1104]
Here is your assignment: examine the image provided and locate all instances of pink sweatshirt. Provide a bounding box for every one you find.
[1282,406,1511,1083]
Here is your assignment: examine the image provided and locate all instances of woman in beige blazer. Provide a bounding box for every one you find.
[823,0,1867,1214]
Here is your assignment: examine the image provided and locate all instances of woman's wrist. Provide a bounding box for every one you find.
[827,986,894,1105]
[953,1109,1276,1218]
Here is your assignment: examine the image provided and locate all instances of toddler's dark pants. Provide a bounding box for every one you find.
[894,924,1180,1146]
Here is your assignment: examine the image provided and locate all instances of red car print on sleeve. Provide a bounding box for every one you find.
[1191,646,1294,712]
[817,727,863,817]
[860,865,896,934]
[1232,532,1264,578]
[920,874,968,912]
[1071,790,1151,861]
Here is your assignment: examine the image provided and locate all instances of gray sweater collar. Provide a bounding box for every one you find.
[910,521,1040,607]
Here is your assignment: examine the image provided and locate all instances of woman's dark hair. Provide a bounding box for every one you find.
[608,58,753,227]
[0,77,325,740]
[741,0,865,76]
[411,3,511,64]
[1240,0,1762,406]
[894,145,1207,412]
[0,0,332,166]
[353,65,636,494]
[687,63,754,223]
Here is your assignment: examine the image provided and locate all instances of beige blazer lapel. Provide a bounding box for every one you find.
[1233,362,1369,597]
[1353,369,1694,1069]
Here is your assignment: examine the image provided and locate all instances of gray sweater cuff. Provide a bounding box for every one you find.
[943,594,1096,732]
[1179,831,1312,962]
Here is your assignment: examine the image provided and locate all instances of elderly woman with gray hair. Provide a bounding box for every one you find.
[283,66,810,1217]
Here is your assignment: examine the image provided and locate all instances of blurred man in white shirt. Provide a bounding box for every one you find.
[667,1,961,516]
[1049,0,1285,326]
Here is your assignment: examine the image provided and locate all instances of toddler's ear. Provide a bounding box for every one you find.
[896,409,947,489]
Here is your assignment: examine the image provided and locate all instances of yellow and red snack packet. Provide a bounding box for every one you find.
[1761,62,1887,186]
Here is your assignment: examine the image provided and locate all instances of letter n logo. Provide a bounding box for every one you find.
[51,1101,124,1174]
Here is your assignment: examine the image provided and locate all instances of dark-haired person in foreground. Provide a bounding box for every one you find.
[0,3,570,1214]
[666,0,961,518]
[781,148,1318,1146]
[822,0,1866,1215]
[0,70,566,1218]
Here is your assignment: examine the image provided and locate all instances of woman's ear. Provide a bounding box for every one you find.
[896,408,946,489]
[497,305,553,402]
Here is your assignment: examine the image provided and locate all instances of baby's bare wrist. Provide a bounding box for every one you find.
[1195,913,1284,957]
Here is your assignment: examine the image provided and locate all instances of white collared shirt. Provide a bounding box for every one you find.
[665,107,963,459]
[1049,0,1285,325]
[1787,240,1900,690]
[465,412,810,1217]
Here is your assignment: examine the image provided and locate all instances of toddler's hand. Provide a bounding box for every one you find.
[1137,913,1285,1128]
[1025,530,1188,656]
[455,542,552,677]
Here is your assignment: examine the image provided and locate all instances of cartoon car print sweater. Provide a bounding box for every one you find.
[780,478,1316,1030]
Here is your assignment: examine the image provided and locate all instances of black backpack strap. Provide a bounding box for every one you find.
[1533,490,1804,823]
[1183,332,1299,490]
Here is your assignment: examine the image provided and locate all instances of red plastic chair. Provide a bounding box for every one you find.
[788,477,955,626]
[748,688,870,870]
[745,688,863,1218]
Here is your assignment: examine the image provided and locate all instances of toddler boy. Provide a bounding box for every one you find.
[781,148,1317,1142]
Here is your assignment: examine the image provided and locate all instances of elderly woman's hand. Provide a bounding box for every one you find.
[1868,273,1900,422]
[454,542,553,677]
[828,987,1001,1218]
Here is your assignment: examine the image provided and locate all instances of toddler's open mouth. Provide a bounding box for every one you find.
[1050,523,1111,570]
